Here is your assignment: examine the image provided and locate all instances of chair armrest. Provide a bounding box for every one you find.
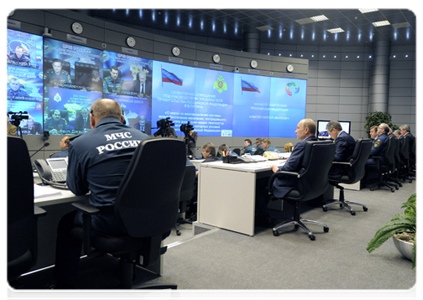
[267,171,300,195]
[34,205,46,217]
[332,161,351,166]
[71,202,100,254]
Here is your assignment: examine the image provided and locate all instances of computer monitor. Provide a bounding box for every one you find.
[317,120,351,139]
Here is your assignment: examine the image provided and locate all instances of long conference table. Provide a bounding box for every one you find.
[196,158,288,237]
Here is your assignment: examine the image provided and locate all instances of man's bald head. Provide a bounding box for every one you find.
[90,98,124,128]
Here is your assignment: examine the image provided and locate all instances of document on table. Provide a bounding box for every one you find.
[34,184,62,199]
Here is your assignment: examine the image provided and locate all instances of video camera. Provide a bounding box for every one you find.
[180,121,194,136]
[156,117,174,130]
[154,117,176,137]
[8,111,28,127]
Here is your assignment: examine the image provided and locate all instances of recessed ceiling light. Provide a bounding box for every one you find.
[373,20,391,27]
[310,15,329,22]
[392,22,411,29]
[327,28,345,34]
[359,8,379,14]
[295,18,314,25]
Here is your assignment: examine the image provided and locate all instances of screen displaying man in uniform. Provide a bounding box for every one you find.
[7,76,28,100]
[44,59,72,88]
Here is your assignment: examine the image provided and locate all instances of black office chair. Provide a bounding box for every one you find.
[368,137,397,192]
[399,135,413,183]
[7,136,46,287]
[174,165,196,236]
[70,138,186,289]
[386,137,402,189]
[267,141,335,241]
[322,139,372,215]
[232,148,241,156]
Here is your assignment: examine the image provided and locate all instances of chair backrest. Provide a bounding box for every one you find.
[346,139,373,182]
[7,136,36,278]
[295,141,335,201]
[180,165,196,204]
[400,135,410,161]
[232,148,241,156]
[383,137,396,166]
[114,138,186,237]
[412,136,420,157]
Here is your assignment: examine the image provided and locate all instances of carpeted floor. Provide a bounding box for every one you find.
[6,182,420,300]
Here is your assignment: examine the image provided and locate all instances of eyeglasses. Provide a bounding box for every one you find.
[90,109,94,116]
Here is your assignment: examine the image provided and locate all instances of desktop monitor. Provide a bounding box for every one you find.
[317,120,351,139]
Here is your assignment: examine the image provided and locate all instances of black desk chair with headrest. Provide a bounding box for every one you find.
[399,135,413,183]
[7,136,46,287]
[267,141,335,241]
[232,148,241,156]
[368,137,397,192]
[70,138,186,289]
[323,139,372,215]
[174,165,196,236]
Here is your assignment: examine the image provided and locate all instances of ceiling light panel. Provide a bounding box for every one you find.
[373,20,391,27]
[359,8,379,14]
[310,15,329,22]
[327,28,345,34]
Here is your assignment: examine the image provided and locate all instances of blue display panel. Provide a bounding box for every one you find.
[152,62,234,137]
[7,65,43,102]
[44,87,102,135]
[7,29,43,69]
[102,51,153,97]
[106,94,152,134]
[233,73,271,137]
[269,77,307,138]
[7,100,44,135]
[43,38,103,90]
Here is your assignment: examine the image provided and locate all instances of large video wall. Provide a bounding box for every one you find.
[7,29,307,138]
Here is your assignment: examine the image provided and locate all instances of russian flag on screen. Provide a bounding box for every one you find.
[241,80,260,93]
[162,68,183,86]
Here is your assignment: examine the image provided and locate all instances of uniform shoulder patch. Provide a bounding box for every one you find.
[374,140,381,147]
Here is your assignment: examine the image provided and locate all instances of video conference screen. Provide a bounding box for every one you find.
[7,29,308,138]
[317,120,351,139]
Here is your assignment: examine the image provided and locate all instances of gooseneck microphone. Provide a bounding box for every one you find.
[30,142,50,158]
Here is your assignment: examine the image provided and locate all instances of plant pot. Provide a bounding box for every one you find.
[393,235,413,261]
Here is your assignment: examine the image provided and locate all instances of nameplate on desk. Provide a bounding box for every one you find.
[67,34,87,45]
[122,47,139,56]
[169,57,183,64]
[8,19,21,29]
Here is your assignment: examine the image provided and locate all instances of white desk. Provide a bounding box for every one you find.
[197,159,286,236]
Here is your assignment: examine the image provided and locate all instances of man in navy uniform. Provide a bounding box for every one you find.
[7,77,28,100]
[8,45,31,67]
[103,65,124,94]
[45,59,71,88]
[363,123,390,182]
[270,118,318,199]
[45,109,69,134]
[326,120,356,178]
[241,139,256,155]
[54,98,149,288]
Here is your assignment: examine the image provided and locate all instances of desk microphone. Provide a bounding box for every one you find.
[30,142,50,158]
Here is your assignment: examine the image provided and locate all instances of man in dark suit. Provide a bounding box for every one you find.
[326,120,356,178]
[399,124,415,167]
[130,71,152,98]
[363,123,390,182]
[74,107,91,132]
[269,118,318,199]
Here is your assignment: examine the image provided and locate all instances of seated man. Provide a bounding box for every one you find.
[399,124,415,167]
[261,138,280,153]
[54,98,149,288]
[363,123,390,182]
[270,119,318,199]
[241,139,256,155]
[50,136,71,158]
[326,120,356,179]
[201,142,220,163]
[4,113,18,135]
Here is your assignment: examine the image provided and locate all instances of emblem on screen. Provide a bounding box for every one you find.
[285,82,300,96]
[213,75,228,93]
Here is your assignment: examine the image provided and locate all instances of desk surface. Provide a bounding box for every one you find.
[200,159,286,173]
[34,184,89,207]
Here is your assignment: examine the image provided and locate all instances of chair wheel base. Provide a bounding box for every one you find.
[350,211,356,216]
[309,234,315,241]
[273,230,279,236]
[363,207,368,212]
[324,226,329,233]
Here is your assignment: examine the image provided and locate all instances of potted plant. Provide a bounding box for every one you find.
[366,193,416,269]
[364,111,399,138]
